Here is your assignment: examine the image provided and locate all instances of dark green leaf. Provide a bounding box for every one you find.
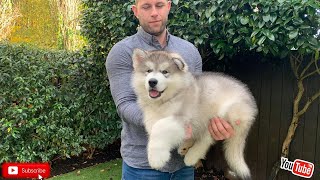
[263,15,271,22]
[233,37,242,44]
[251,30,260,37]
[265,31,275,41]
[227,29,235,35]
[289,30,299,39]
[257,36,267,45]
[172,0,179,5]
[258,21,265,28]
[240,16,249,25]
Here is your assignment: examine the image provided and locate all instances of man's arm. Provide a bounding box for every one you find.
[194,50,202,74]
[106,45,144,127]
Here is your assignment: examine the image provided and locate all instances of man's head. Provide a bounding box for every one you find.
[132,0,171,36]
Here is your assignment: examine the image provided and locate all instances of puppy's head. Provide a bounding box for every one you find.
[132,49,189,100]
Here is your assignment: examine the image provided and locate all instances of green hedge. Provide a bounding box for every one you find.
[169,0,319,60]
[81,0,319,62]
[0,44,120,163]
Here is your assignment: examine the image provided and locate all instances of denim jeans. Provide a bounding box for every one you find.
[122,161,194,180]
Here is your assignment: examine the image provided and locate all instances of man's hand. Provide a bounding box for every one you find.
[208,117,240,140]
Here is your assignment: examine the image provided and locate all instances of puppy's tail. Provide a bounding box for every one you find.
[223,134,251,180]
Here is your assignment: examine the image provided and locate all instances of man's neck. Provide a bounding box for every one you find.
[155,30,167,48]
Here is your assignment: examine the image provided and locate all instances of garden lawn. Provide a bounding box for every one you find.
[49,159,122,180]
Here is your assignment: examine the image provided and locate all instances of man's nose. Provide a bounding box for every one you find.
[150,6,159,17]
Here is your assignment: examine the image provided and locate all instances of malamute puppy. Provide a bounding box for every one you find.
[132,49,257,180]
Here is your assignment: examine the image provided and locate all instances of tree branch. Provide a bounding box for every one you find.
[301,69,319,80]
[301,55,320,80]
[315,53,319,75]
[297,90,320,117]
[290,55,299,79]
[295,53,303,71]
[300,57,314,78]
[293,79,304,114]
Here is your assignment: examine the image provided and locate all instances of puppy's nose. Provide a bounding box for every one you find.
[148,78,158,88]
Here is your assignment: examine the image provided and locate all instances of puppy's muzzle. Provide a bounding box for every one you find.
[148,78,158,88]
[148,78,164,98]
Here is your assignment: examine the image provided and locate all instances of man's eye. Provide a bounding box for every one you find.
[156,3,165,8]
[142,5,151,9]
[147,69,153,73]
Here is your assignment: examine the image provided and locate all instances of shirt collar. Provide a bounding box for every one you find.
[137,26,170,49]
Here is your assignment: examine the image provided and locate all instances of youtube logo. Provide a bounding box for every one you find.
[8,166,18,175]
[2,162,50,179]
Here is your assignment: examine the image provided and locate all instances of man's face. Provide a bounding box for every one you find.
[132,0,171,36]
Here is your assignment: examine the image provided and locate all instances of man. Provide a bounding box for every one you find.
[106,0,236,179]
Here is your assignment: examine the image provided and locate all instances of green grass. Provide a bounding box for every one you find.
[49,159,122,180]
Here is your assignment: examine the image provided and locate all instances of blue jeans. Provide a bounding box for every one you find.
[122,161,194,180]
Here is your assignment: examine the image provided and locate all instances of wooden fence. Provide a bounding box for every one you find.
[205,58,320,180]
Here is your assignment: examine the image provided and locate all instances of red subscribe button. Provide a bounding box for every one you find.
[2,162,50,179]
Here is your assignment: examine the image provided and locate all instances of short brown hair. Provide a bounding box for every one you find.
[135,0,168,5]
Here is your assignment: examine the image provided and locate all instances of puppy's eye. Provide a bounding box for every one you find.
[162,70,169,75]
[147,69,153,73]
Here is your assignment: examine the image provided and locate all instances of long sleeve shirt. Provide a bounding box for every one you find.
[106,27,202,173]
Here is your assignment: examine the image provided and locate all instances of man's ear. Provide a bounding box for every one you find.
[167,1,172,12]
[171,53,188,72]
[132,5,138,19]
[132,48,148,69]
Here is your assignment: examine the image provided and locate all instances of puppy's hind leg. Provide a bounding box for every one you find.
[184,131,214,166]
[148,116,185,169]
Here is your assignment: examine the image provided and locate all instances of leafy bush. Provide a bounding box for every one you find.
[81,0,137,56]
[71,47,121,157]
[0,44,82,162]
[81,0,319,61]
[169,0,319,60]
[0,43,121,163]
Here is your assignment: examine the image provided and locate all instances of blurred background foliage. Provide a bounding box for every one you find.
[0,0,85,50]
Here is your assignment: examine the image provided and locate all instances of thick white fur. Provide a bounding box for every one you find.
[132,49,257,180]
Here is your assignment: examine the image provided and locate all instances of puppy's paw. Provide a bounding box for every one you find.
[178,139,194,155]
[148,148,170,169]
[178,145,190,155]
[184,153,200,166]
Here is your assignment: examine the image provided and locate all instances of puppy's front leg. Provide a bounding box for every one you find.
[178,139,194,155]
[148,116,185,169]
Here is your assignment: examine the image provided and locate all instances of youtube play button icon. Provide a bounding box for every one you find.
[8,166,18,175]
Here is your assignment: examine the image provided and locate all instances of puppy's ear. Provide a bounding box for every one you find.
[171,53,188,72]
[132,48,148,69]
